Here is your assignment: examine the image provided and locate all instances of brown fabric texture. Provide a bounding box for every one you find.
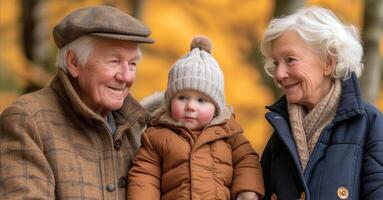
[0,69,150,200]
[128,106,264,200]
[288,80,342,171]
[53,5,154,48]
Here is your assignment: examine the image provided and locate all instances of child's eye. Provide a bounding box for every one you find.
[177,95,187,100]
[197,98,207,103]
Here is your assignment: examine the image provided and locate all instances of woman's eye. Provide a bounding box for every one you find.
[272,61,279,67]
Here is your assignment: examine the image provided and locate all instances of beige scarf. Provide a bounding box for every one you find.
[288,80,342,171]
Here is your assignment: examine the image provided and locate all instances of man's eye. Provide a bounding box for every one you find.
[108,59,119,63]
[129,62,137,71]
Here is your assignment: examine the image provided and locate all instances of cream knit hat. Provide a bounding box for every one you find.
[164,36,225,114]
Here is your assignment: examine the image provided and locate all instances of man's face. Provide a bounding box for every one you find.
[68,38,140,117]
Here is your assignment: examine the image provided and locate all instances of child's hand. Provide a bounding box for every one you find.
[236,191,259,200]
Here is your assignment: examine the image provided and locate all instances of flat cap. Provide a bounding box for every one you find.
[53,5,154,48]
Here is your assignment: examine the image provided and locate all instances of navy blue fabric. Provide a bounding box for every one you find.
[261,74,383,200]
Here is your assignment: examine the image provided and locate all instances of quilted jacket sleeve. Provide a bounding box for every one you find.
[0,106,55,199]
[361,104,383,199]
[128,130,161,200]
[228,130,265,199]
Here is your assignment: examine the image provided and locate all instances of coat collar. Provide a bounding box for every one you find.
[332,73,365,122]
[49,69,150,128]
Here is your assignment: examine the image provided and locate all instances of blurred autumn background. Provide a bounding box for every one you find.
[0,0,382,153]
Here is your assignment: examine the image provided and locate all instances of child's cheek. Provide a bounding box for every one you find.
[170,101,184,121]
[198,107,215,125]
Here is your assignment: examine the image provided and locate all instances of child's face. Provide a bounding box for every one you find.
[170,90,216,131]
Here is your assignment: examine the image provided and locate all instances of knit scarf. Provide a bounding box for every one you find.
[288,80,341,171]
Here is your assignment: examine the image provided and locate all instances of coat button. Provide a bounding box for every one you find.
[337,186,349,199]
[106,184,115,192]
[300,192,305,200]
[271,193,277,200]
[118,176,127,188]
[114,139,122,151]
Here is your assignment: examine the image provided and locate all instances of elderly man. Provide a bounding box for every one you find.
[0,6,153,199]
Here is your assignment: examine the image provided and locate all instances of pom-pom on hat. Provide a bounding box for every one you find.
[164,36,225,114]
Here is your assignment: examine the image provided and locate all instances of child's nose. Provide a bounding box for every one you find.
[185,100,196,111]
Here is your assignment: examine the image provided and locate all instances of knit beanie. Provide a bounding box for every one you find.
[164,36,225,114]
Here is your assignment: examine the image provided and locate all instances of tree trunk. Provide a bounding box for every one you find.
[360,0,383,103]
[274,0,304,17]
[21,0,51,92]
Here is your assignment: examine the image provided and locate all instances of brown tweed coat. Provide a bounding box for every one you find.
[0,69,150,200]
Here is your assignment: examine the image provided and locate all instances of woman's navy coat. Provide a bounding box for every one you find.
[261,74,383,200]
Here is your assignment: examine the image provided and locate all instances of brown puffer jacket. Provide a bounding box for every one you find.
[128,106,264,200]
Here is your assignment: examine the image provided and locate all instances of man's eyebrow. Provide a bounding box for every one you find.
[131,54,141,61]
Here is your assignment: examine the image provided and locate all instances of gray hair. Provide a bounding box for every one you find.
[260,6,364,80]
[56,35,143,73]
[56,35,95,73]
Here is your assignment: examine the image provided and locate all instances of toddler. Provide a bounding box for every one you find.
[128,36,264,200]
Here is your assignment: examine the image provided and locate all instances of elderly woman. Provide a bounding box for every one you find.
[260,6,383,200]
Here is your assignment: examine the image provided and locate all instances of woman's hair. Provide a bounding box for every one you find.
[56,35,142,73]
[260,6,364,80]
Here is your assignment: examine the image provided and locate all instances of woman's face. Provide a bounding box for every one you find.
[270,30,334,110]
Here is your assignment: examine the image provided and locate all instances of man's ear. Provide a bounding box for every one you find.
[66,50,80,78]
[324,55,336,76]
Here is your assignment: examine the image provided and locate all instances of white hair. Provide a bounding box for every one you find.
[260,6,364,80]
[56,35,95,73]
[56,35,143,73]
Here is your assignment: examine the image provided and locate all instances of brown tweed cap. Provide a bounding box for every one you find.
[53,5,154,48]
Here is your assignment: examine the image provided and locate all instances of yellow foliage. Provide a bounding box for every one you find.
[0,92,19,111]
